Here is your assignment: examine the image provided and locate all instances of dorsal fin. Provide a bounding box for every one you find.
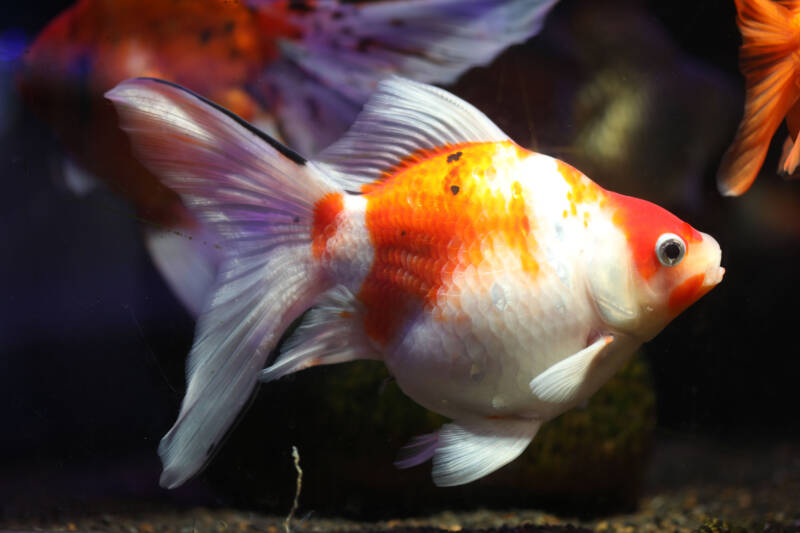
[315,77,511,191]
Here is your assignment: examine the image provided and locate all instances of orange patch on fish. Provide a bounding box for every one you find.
[311,192,344,259]
[19,0,304,227]
[558,160,602,207]
[668,273,706,313]
[23,0,297,95]
[359,141,538,345]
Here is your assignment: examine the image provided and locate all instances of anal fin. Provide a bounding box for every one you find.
[396,417,540,487]
[259,285,381,382]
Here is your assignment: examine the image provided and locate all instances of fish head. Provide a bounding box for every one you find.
[586,191,724,341]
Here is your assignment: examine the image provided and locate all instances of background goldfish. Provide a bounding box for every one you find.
[717,0,800,196]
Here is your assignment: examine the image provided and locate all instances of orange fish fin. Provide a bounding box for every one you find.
[260,285,382,383]
[716,0,800,196]
[315,77,510,191]
[396,418,541,487]
[779,133,800,175]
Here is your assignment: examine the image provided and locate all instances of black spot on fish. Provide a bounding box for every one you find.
[289,0,313,12]
[200,27,212,44]
[332,10,344,20]
[447,151,462,163]
[401,230,406,236]
[357,38,377,53]
[390,18,405,27]
[223,20,235,34]
[450,185,460,195]
[293,216,300,223]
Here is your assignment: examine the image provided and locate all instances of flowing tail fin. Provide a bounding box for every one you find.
[717,0,800,196]
[107,78,339,488]
[252,0,560,154]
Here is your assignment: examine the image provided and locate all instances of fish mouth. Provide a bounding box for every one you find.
[698,231,724,290]
[666,232,723,313]
[703,265,725,288]
[691,265,724,304]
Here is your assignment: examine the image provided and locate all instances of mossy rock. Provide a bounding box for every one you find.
[203,352,654,516]
[696,518,749,533]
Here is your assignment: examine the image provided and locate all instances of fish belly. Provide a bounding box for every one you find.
[384,262,598,422]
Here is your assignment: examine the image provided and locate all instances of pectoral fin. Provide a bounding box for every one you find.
[529,335,614,404]
[396,417,540,487]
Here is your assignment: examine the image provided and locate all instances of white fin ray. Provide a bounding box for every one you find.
[105,78,337,234]
[107,78,338,489]
[315,77,511,189]
[256,60,362,156]
[529,335,614,404]
[396,418,540,487]
[266,0,558,103]
[247,0,558,155]
[260,285,382,382]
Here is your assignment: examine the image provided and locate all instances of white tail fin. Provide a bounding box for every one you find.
[107,78,340,488]
[143,225,220,317]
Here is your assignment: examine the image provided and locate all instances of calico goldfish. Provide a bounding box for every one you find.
[107,76,724,488]
[717,0,800,196]
[19,0,559,315]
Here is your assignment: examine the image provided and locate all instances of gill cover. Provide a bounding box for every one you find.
[586,230,640,332]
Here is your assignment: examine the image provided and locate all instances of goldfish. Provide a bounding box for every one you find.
[717,0,800,196]
[107,76,724,488]
[19,0,559,315]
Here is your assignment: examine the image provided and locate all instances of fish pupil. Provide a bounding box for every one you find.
[664,242,681,260]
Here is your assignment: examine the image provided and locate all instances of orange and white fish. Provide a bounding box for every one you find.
[717,0,800,196]
[107,77,724,489]
[20,0,559,315]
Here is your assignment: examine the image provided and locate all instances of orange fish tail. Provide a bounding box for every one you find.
[717,0,800,195]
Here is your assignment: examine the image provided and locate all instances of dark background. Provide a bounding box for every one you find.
[1,0,798,519]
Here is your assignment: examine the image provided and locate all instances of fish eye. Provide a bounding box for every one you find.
[655,233,686,267]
